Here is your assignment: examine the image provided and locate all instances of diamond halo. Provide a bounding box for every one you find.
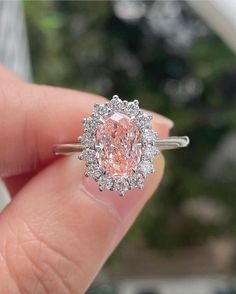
[78,95,159,196]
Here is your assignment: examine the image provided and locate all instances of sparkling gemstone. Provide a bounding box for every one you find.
[113,178,130,196]
[143,145,159,159]
[142,129,158,144]
[83,117,99,133]
[94,104,110,117]
[135,113,152,129]
[130,173,145,189]
[110,99,123,112]
[126,101,139,116]
[138,160,154,176]
[80,149,97,164]
[86,164,102,180]
[95,112,142,177]
[99,176,114,191]
[80,134,94,148]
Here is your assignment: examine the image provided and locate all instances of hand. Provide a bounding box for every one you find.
[0,65,173,293]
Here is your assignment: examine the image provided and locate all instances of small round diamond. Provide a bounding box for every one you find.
[126,101,139,116]
[80,149,97,164]
[83,117,99,133]
[113,178,130,196]
[138,160,154,176]
[143,145,159,160]
[94,103,110,117]
[86,164,103,180]
[142,129,158,144]
[130,173,145,189]
[110,97,124,112]
[135,113,152,129]
[80,134,94,148]
[99,176,114,191]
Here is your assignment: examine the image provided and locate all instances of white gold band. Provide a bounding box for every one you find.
[53,136,189,156]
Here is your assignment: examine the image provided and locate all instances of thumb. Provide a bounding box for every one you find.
[0,133,167,294]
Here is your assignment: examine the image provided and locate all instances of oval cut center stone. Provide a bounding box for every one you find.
[95,112,142,177]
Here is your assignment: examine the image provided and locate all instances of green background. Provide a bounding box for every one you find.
[24,0,236,256]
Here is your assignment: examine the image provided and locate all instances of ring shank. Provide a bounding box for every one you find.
[155,136,190,150]
[53,144,83,155]
[53,136,189,155]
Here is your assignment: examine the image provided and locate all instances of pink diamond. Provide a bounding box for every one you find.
[95,112,142,177]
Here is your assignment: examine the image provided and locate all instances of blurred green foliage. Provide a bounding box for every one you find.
[24,1,236,253]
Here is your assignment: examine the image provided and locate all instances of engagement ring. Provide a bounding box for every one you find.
[53,95,189,196]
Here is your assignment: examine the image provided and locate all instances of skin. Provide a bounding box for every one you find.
[0,65,173,294]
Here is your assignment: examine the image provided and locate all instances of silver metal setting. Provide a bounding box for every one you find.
[53,95,190,196]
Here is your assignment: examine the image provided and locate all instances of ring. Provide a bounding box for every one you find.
[53,95,189,196]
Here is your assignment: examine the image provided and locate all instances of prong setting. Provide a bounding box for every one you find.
[79,95,160,196]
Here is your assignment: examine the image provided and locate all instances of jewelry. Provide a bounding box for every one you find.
[54,95,189,196]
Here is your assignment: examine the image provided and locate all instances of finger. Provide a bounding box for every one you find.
[3,172,35,197]
[0,80,173,179]
[3,106,173,196]
[0,81,106,178]
[0,147,165,294]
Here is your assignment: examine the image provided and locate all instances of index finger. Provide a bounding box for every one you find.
[0,81,106,178]
[0,67,173,180]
